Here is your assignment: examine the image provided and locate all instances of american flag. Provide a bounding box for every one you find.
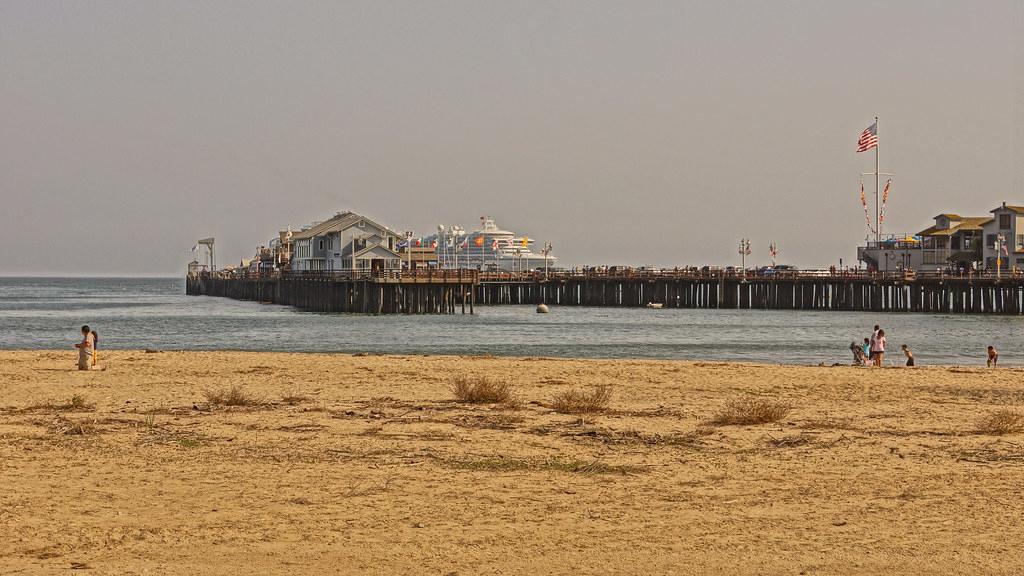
[856,122,878,153]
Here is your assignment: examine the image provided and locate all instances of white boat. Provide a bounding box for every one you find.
[426,216,557,272]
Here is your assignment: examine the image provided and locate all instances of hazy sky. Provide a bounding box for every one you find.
[2,1,1021,275]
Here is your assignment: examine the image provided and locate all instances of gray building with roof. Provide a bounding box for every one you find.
[289,211,401,272]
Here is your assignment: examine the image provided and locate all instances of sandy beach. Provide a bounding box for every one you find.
[1,350,1023,575]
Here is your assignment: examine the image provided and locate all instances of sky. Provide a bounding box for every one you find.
[1,1,1021,275]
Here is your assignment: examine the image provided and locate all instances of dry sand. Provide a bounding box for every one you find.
[1,350,1023,575]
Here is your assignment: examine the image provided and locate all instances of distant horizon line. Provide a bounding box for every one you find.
[0,273,181,279]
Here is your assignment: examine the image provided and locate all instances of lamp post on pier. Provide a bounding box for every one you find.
[738,239,751,281]
[542,242,553,279]
[404,231,414,273]
[996,234,1006,280]
[457,226,466,269]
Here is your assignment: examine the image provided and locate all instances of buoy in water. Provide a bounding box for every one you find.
[536,303,550,313]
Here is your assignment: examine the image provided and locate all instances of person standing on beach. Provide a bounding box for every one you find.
[74,325,100,370]
[987,346,999,367]
[871,329,886,367]
[901,344,915,367]
[869,325,881,363]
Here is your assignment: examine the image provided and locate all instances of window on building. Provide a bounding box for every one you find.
[1000,214,1011,229]
[986,234,997,248]
[1017,234,1024,250]
[319,239,324,250]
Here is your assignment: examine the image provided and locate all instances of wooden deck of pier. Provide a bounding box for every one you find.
[477,269,1024,314]
[188,268,1024,314]
[186,270,478,314]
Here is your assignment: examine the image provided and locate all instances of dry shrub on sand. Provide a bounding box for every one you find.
[451,376,517,406]
[27,394,95,412]
[204,384,261,407]
[49,415,96,436]
[551,385,613,414]
[711,397,790,426]
[280,388,311,405]
[975,409,1024,435]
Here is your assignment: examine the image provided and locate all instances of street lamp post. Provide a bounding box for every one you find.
[996,234,1005,280]
[542,242,553,279]
[404,230,414,273]
[738,239,751,281]
[452,226,464,269]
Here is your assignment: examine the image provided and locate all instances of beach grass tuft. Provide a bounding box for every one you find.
[550,385,613,414]
[451,375,518,406]
[26,395,95,412]
[204,384,261,407]
[280,388,311,405]
[975,409,1024,436]
[710,397,790,426]
[49,415,97,436]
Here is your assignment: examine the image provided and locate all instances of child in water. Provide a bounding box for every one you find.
[901,344,914,367]
[987,345,998,367]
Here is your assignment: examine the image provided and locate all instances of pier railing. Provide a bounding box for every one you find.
[479,268,1021,283]
[190,267,1024,284]
[191,268,480,283]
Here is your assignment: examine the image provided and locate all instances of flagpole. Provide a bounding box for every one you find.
[874,116,880,243]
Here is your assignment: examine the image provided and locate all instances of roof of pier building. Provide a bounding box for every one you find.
[991,205,1024,214]
[918,216,991,237]
[290,212,395,241]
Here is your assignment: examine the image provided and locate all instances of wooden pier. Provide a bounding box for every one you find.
[186,270,478,314]
[188,268,1024,315]
[477,269,1024,314]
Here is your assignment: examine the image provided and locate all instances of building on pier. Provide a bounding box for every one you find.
[855,204,1024,272]
[916,214,987,269]
[289,211,401,272]
[982,203,1024,270]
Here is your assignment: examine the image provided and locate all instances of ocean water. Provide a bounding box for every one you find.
[0,277,1020,366]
